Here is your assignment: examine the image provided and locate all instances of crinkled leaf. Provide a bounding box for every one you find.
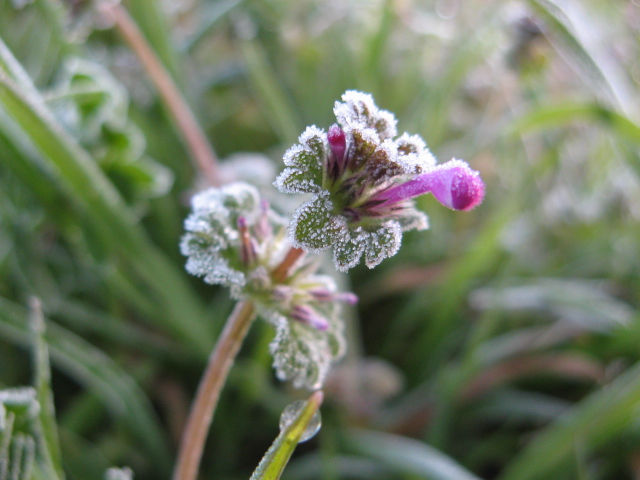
[299,125,326,159]
[364,221,402,269]
[47,58,172,203]
[221,182,260,215]
[181,183,269,288]
[395,132,436,173]
[290,194,345,251]
[397,207,429,232]
[349,127,380,170]
[274,167,322,194]
[363,139,404,186]
[334,90,397,140]
[267,306,345,390]
[275,126,326,194]
[332,229,367,272]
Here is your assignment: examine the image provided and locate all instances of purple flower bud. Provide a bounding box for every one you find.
[254,198,272,240]
[374,159,485,211]
[334,292,359,305]
[327,124,347,176]
[310,289,359,305]
[237,216,256,265]
[272,285,294,302]
[291,305,329,331]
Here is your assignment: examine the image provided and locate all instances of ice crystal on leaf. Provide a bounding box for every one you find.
[275,90,485,271]
[181,183,352,389]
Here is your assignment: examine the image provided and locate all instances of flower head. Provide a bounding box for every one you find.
[181,182,352,389]
[275,90,485,271]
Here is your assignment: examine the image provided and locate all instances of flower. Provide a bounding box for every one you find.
[275,90,485,271]
[180,182,353,389]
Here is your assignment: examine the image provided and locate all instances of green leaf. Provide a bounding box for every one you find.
[346,429,482,480]
[267,304,345,390]
[250,391,324,480]
[291,194,345,250]
[332,230,366,272]
[363,221,401,269]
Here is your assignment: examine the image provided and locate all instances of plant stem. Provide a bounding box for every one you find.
[272,247,305,282]
[100,2,221,186]
[172,300,256,480]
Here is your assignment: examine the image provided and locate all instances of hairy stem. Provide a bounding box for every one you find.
[172,300,256,480]
[272,247,305,282]
[101,2,221,185]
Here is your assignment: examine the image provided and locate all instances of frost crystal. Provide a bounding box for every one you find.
[275,90,485,271]
[181,182,352,389]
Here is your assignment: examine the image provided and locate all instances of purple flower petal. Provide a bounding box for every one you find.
[374,159,485,211]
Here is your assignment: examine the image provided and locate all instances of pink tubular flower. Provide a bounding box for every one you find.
[372,159,485,211]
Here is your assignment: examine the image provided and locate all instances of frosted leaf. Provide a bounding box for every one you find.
[332,229,367,272]
[363,139,405,186]
[289,193,346,251]
[274,126,326,194]
[274,167,322,194]
[396,132,436,173]
[333,90,397,140]
[349,127,382,169]
[221,182,260,214]
[396,207,429,232]
[184,253,246,289]
[364,221,402,269]
[181,183,265,288]
[298,125,327,160]
[267,304,345,390]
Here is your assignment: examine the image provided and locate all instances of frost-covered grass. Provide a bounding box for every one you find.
[1,0,640,479]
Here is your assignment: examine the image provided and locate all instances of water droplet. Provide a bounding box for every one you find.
[279,400,321,443]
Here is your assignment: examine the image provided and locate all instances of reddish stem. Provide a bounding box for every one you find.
[272,247,305,282]
[101,2,220,186]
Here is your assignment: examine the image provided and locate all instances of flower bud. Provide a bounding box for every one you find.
[327,124,347,177]
[291,305,329,331]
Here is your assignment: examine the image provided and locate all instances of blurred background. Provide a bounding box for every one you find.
[1,0,639,478]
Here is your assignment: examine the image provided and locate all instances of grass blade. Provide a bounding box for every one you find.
[508,101,640,142]
[250,391,324,480]
[28,298,64,480]
[499,361,640,480]
[0,62,212,355]
[0,298,171,473]
[240,39,300,144]
[346,429,482,480]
